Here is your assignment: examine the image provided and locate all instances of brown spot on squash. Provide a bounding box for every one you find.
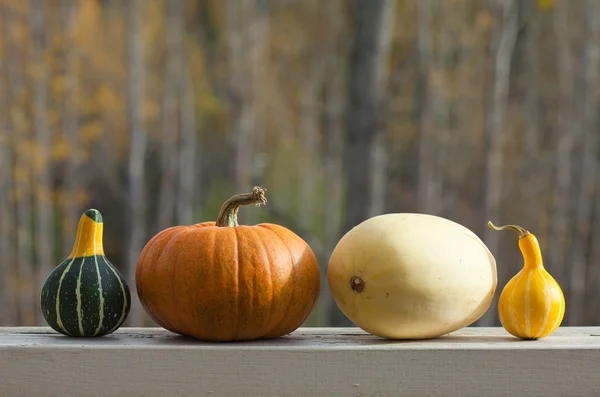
[350,276,365,293]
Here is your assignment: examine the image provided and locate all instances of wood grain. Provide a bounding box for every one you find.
[1,327,600,396]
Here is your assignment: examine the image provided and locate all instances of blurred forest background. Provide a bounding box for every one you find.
[1,0,598,329]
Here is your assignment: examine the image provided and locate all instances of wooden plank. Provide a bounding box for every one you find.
[1,327,600,396]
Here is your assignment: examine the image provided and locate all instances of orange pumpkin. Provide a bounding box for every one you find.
[135,187,320,341]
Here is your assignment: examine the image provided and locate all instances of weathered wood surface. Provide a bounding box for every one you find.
[1,326,600,396]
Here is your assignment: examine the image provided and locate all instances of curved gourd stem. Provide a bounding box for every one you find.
[68,209,105,258]
[488,220,542,269]
[487,221,530,238]
[216,186,268,227]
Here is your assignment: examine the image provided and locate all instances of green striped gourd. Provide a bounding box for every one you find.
[40,209,131,337]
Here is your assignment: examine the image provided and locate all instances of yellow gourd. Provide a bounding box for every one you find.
[488,221,565,340]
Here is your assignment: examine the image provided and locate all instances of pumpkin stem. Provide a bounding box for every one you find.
[487,221,530,238]
[216,186,267,227]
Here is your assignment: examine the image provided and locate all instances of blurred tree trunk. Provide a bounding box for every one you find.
[590,170,600,324]
[157,0,183,231]
[61,0,80,255]
[521,13,541,232]
[6,9,34,325]
[416,0,449,216]
[0,12,17,325]
[416,0,432,212]
[299,71,318,228]
[320,0,346,326]
[299,85,319,229]
[98,0,122,200]
[479,0,519,326]
[367,1,395,218]
[29,0,54,323]
[299,3,322,235]
[225,0,268,224]
[225,0,248,203]
[547,1,576,316]
[297,35,322,326]
[322,88,343,325]
[125,0,147,326]
[334,0,395,327]
[368,123,390,217]
[571,0,600,325]
[177,45,198,225]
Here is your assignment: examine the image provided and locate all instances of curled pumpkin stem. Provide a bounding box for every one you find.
[216,186,268,227]
[487,221,530,238]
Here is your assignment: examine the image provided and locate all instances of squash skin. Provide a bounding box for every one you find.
[327,213,497,340]
[136,222,320,342]
[40,209,131,337]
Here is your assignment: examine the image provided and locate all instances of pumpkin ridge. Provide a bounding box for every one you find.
[264,224,320,336]
[191,226,218,339]
[135,228,187,333]
[204,226,239,340]
[295,254,321,329]
[247,226,274,336]
[135,227,181,322]
[233,227,241,340]
[257,225,296,338]
[283,233,320,333]
[170,228,205,336]
[153,227,189,261]
[139,226,186,270]
[162,228,195,334]
[161,229,193,263]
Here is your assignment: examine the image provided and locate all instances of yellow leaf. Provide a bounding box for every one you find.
[144,100,160,121]
[52,76,66,97]
[52,136,70,161]
[80,121,102,141]
[475,10,493,31]
[97,85,118,109]
[537,0,557,12]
